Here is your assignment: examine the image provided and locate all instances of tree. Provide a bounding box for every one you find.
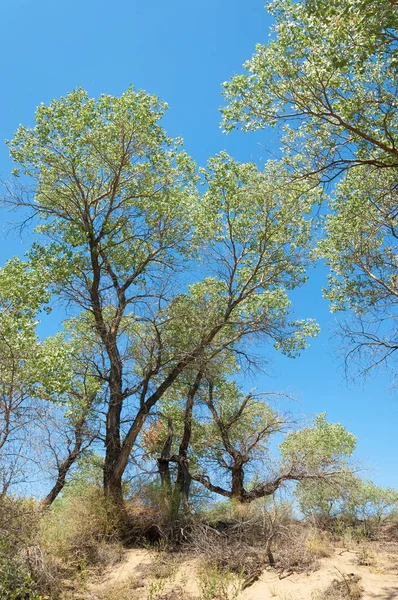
[190,380,289,503]
[222,0,398,380]
[0,258,101,502]
[296,472,398,534]
[5,89,318,503]
[280,413,356,478]
[0,258,49,495]
[344,479,398,533]
[318,168,398,381]
[6,87,202,504]
[295,470,358,524]
[139,150,321,510]
[191,393,356,503]
[39,328,103,507]
[139,373,208,519]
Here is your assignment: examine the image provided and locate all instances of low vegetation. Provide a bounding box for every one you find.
[0,472,397,599]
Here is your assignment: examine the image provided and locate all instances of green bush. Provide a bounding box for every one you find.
[0,539,41,600]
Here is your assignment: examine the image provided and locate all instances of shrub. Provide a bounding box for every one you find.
[198,563,243,600]
[0,497,54,599]
[305,530,333,558]
[0,539,41,600]
[38,484,123,569]
[313,573,363,600]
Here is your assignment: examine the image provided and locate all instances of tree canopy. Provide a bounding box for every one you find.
[3,87,319,504]
[222,0,398,381]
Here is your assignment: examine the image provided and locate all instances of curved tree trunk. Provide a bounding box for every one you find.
[42,454,79,508]
[173,372,203,516]
[42,409,96,508]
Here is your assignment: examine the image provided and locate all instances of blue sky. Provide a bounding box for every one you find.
[0,0,396,488]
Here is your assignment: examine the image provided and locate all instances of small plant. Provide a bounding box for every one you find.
[149,553,178,580]
[357,545,378,568]
[198,563,243,600]
[147,578,166,600]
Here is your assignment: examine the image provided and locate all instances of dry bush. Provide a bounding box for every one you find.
[305,530,333,558]
[186,501,333,581]
[187,519,267,584]
[22,543,65,598]
[356,544,380,568]
[312,573,363,600]
[0,497,65,598]
[0,496,40,545]
[124,496,172,545]
[96,575,142,600]
[38,484,123,569]
[264,524,333,574]
[186,501,291,583]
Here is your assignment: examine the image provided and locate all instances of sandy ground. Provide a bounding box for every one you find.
[241,549,398,600]
[87,544,398,600]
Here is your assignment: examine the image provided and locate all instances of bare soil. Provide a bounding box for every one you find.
[86,542,398,600]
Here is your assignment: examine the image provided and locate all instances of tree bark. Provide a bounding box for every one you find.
[231,463,246,503]
[42,453,79,507]
[158,418,173,494]
[103,361,124,504]
[174,372,203,514]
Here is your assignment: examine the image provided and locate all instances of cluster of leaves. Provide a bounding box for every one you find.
[296,472,398,531]
[0,540,40,600]
[222,0,398,381]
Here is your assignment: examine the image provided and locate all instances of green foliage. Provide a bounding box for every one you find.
[296,469,398,535]
[4,85,321,500]
[199,154,320,357]
[0,499,43,600]
[0,540,41,600]
[222,0,398,378]
[222,0,398,167]
[345,480,398,526]
[203,381,282,464]
[198,563,243,600]
[280,413,356,474]
[8,86,200,289]
[295,470,358,521]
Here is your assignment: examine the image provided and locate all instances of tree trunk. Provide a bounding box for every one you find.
[231,463,246,503]
[173,372,203,516]
[103,363,124,504]
[42,454,78,507]
[158,418,173,494]
[41,410,94,508]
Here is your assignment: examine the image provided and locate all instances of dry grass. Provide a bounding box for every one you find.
[38,485,123,569]
[95,575,142,600]
[274,526,332,573]
[187,519,267,585]
[198,563,244,600]
[186,501,334,582]
[312,573,363,600]
[305,530,333,558]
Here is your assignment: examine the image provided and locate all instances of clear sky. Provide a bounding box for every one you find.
[0,0,396,488]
